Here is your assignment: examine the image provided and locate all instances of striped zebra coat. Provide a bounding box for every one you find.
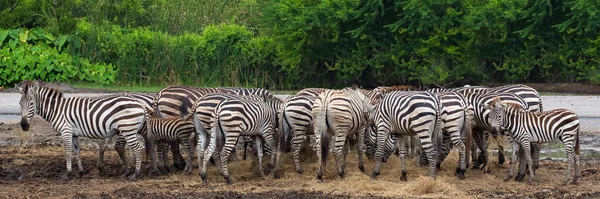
[487,98,580,185]
[144,108,196,175]
[18,80,146,182]
[311,87,373,182]
[368,91,443,181]
[273,88,327,178]
[200,97,279,184]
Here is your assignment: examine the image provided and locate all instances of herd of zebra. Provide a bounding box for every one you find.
[16,80,581,186]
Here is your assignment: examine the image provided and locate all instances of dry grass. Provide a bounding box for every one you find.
[0,144,599,198]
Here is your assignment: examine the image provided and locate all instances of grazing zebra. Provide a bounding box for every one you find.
[312,87,373,182]
[413,92,471,179]
[272,88,327,178]
[17,80,146,181]
[200,97,279,184]
[190,93,264,171]
[487,98,580,185]
[368,91,443,181]
[460,92,534,173]
[144,107,196,175]
[98,93,154,173]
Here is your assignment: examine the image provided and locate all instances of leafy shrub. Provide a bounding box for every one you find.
[0,28,116,87]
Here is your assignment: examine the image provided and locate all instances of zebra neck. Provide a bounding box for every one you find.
[36,93,63,124]
[503,109,523,132]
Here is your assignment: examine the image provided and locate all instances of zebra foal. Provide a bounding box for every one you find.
[487,97,580,185]
[17,80,146,181]
[144,107,196,175]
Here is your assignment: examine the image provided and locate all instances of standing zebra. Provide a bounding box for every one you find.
[487,98,580,185]
[312,87,373,182]
[200,97,279,184]
[144,107,196,175]
[368,91,443,181]
[415,92,471,179]
[190,93,264,171]
[273,88,326,178]
[17,80,146,181]
[98,93,154,174]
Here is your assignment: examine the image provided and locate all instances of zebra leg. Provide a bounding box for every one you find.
[399,136,408,181]
[114,136,130,174]
[422,137,438,179]
[97,136,113,174]
[219,134,238,185]
[170,142,186,171]
[522,140,535,185]
[497,143,505,165]
[254,136,264,176]
[315,131,325,183]
[532,143,541,171]
[122,130,143,182]
[72,136,85,178]
[196,127,209,173]
[200,133,218,184]
[451,133,467,179]
[471,129,484,169]
[183,136,195,175]
[357,126,366,173]
[61,132,74,181]
[148,140,160,175]
[160,142,172,174]
[515,145,527,182]
[573,149,581,185]
[371,129,390,180]
[292,134,306,174]
[504,141,520,182]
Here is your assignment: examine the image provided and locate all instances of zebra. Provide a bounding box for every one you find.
[272,88,327,178]
[189,93,265,171]
[199,97,279,184]
[413,92,471,179]
[487,97,580,185]
[97,93,154,174]
[311,87,373,182]
[368,91,443,181]
[144,106,196,175]
[17,80,146,181]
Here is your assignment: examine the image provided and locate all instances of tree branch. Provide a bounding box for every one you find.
[9,0,21,12]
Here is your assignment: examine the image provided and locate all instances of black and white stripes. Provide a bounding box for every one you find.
[487,97,580,185]
[18,80,146,181]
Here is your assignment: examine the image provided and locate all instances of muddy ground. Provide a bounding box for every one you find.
[1,119,600,199]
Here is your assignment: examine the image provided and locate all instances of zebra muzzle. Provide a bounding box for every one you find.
[20,118,30,131]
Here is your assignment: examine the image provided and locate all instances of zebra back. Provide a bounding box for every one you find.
[154,85,234,117]
[488,84,542,112]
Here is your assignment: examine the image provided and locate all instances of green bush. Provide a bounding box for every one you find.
[0,28,116,86]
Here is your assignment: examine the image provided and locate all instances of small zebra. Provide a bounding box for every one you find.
[487,97,580,185]
[200,97,279,184]
[368,91,443,181]
[311,87,373,182]
[18,80,146,181]
[144,107,196,175]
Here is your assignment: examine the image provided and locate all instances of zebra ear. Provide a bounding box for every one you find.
[15,84,23,94]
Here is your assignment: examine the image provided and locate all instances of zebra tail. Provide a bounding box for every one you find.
[575,128,580,155]
[433,99,444,161]
[463,107,473,165]
[315,96,329,168]
[213,114,225,153]
[279,109,292,153]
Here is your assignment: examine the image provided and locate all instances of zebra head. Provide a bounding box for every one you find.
[17,80,40,131]
[487,97,506,138]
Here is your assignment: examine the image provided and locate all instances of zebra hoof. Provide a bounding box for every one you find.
[224,176,232,185]
[400,171,408,181]
[123,167,134,178]
[370,172,379,180]
[264,165,272,175]
[273,170,280,179]
[503,175,512,182]
[338,171,346,178]
[200,173,207,184]
[61,172,70,182]
[173,163,186,171]
[527,179,533,185]
[128,175,137,182]
[316,174,323,183]
[455,168,466,179]
[515,173,525,182]
[295,168,303,174]
[359,164,365,173]
[184,169,193,175]
[150,168,161,176]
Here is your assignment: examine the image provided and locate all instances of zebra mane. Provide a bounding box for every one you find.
[22,80,65,98]
[503,102,526,112]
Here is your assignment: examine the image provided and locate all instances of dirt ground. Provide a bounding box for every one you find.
[2,82,600,198]
[1,119,600,199]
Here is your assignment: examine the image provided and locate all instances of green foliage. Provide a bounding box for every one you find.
[0,28,117,87]
[74,21,281,88]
